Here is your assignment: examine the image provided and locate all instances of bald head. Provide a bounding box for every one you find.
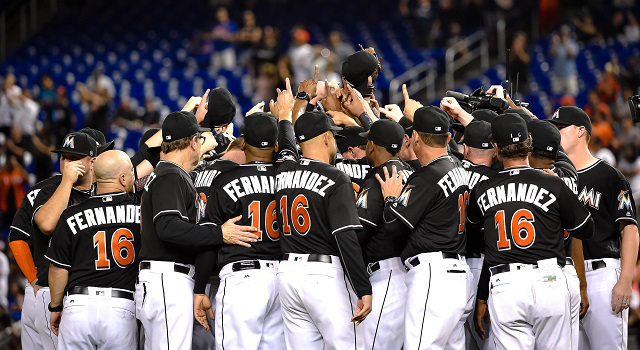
[94,150,135,194]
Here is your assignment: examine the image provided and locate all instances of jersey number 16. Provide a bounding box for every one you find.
[93,228,136,270]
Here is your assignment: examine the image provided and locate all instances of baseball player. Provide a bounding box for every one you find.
[467,113,594,350]
[550,106,639,350]
[194,112,285,349]
[46,150,140,349]
[272,80,372,350]
[376,105,473,350]
[137,111,256,349]
[355,119,413,349]
[31,132,98,350]
[528,119,588,350]
[334,126,371,192]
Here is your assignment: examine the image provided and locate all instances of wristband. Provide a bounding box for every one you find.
[48,302,63,312]
[384,196,397,204]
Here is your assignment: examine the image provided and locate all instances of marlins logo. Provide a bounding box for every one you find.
[63,135,75,148]
[195,192,207,223]
[397,185,414,207]
[618,190,633,211]
[356,188,369,209]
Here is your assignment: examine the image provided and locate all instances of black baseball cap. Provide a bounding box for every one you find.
[244,112,278,148]
[452,109,498,134]
[204,87,236,128]
[342,51,378,96]
[162,111,210,142]
[491,113,528,146]
[528,120,561,158]
[503,108,533,124]
[140,128,160,148]
[294,111,343,143]
[549,106,592,135]
[78,127,114,154]
[413,106,450,134]
[359,119,404,153]
[337,126,367,153]
[460,120,493,149]
[52,132,98,157]
[398,117,413,135]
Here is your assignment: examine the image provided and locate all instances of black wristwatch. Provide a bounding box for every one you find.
[296,91,311,102]
[48,302,63,312]
[384,196,397,204]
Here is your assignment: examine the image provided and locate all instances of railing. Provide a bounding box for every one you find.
[389,61,437,104]
[445,30,489,90]
[0,0,58,61]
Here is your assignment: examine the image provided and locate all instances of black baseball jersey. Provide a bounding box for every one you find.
[356,159,414,263]
[45,192,141,292]
[31,183,94,286]
[462,160,499,257]
[550,152,580,257]
[467,166,592,267]
[406,159,422,171]
[205,162,281,269]
[576,159,637,260]
[140,160,208,264]
[334,157,370,193]
[9,174,62,245]
[386,155,469,261]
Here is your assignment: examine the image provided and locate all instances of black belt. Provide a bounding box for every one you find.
[490,263,538,276]
[140,261,191,275]
[232,260,261,272]
[590,260,607,271]
[369,261,381,274]
[67,286,134,301]
[465,252,482,259]
[408,252,463,268]
[565,258,574,266]
[283,253,333,263]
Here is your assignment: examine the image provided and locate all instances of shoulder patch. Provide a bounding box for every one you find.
[397,185,414,207]
[356,188,369,209]
[618,190,633,211]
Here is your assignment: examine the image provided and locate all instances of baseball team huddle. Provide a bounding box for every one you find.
[8,48,639,350]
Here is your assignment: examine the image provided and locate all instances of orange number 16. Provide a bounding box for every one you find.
[93,228,135,270]
[494,209,536,251]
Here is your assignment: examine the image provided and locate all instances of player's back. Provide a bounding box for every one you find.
[208,162,281,269]
[275,157,360,255]
[334,157,370,192]
[46,192,141,291]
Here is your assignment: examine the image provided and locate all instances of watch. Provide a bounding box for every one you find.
[48,302,63,312]
[296,91,310,102]
[384,196,397,204]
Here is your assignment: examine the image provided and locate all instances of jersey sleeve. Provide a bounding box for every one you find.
[44,216,73,270]
[31,184,57,224]
[467,186,483,225]
[9,199,34,242]
[558,181,593,233]
[356,179,384,228]
[327,182,363,235]
[149,173,190,222]
[609,171,638,225]
[388,178,435,229]
[274,120,299,165]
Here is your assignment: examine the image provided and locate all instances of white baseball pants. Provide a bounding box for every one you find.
[22,283,43,350]
[35,286,58,350]
[562,263,581,350]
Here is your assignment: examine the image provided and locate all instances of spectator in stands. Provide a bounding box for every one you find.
[550,26,579,96]
[617,144,640,203]
[0,74,22,136]
[329,31,354,74]
[142,98,161,128]
[30,124,55,183]
[591,106,615,148]
[598,63,622,104]
[510,32,531,96]
[86,67,115,100]
[77,81,111,135]
[236,10,262,65]
[252,26,282,77]
[584,90,612,121]
[0,245,8,311]
[590,135,617,167]
[4,127,31,167]
[11,91,39,137]
[7,281,22,322]
[572,12,601,43]
[253,63,278,106]
[51,86,75,147]
[409,0,438,48]
[114,98,140,129]
[210,7,237,72]
[0,156,28,236]
[38,74,57,129]
[286,27,314,86]
[621,56,640,91]
[607,11,627,40]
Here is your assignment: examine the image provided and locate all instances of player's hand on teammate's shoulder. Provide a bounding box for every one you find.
[194,293,214,331]
[221,216,259,248]
[351,295,372,326]
[375,165,405,201]
[61,160,86,185]
[611,278,632,314]
[474,299,490,340]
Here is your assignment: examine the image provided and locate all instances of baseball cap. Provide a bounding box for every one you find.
[549,106,592,135]
[528,120,561,158]
[452,109,498,134]
[244,112,278,148]
[398,117,413,135]
[460,120,493,149]
[140,128,160,148]
[52,132,98,157]
[503,108,533,124]
[337,126,367,153]
[294,111,343,143]
[491,113,528,146]
[204,87,236,128]
[78,127,114,154]
[413,106,450,134]
[342,51,378,96]
[162,111,210,142]
[359,119,404,153]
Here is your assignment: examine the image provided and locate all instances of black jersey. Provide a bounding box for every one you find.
[550,152,580,257]
[462,160,499,257]
[191,159,240,189]
[334,157,370,193]
[205,162,281,269]
[45,192,141,292]
[356,159,414,263]
[31,183,94,286]
[467,166,593,267]
[387,155,469,261]
[140,160,211,265]
[9,175,62,245]
[576,159,637,260]
[406,159,422,171]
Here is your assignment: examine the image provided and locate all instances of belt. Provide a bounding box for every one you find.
[66,286,134,301]
[140,261,191,275]
[232,260,273,272]
[369,261,382,274]
[465,252,482,259]
[283,253,333,263]
[407,252,464,268]
[490,263,538,276]
[590,259,607,271]
[565,258,574,266]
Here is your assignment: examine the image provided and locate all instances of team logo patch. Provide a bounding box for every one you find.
[63,135,75,148]
[195,192,207,223]
[356,188,369,209]
[397,185,414,207]
[618,190,633,211]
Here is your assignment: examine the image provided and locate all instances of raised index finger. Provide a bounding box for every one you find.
[285,77,292,95]
[313,65,319,82]
[402,84,409,102]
